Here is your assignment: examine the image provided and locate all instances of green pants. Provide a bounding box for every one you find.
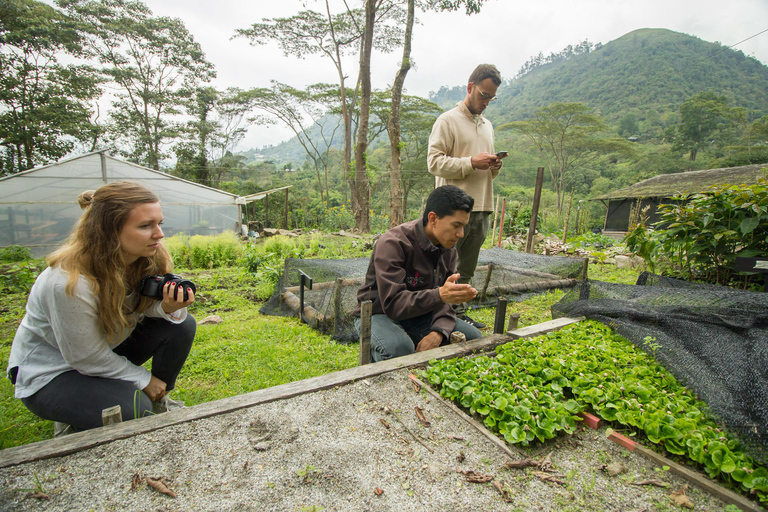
[454,211,491,314]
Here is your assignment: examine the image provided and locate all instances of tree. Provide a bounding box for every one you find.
[387,0,486,226]
[502,102,633,214]
[238,82,344,204]
[59,0,215,170]
[174,87,251,187]
[0,0,101,173]
[674,91,734,162]
[235,1,404,232]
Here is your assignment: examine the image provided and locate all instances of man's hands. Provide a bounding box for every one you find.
[143,375,167,402]
[439,273,477,304]
[471,152,504,171]
[161,281,195,314]
[416,331,443,352]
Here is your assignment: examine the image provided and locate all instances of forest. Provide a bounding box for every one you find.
[2,0,768,233]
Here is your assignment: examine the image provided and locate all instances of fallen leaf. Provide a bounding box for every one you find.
[533,471,566,485]
[633,479,669,488]
[374,487,384,496]
[456,451,466,463]
[505,457,539,469]
[670,486,694,509]
[146,476,177,498]
[457,470,494,483]
[27,491,50,501]
[491,480,514,502]
[414,407,431,427]
[466,474,494,483]
[131,472,142,491]
[448,434,465,441]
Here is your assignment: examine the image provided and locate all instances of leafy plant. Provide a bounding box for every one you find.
[424,320,768,502]
[625,178,768,285]
[0,245,33,262]
[0,262,40,293]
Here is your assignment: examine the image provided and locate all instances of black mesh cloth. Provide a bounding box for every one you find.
[551,273,768,465]
[260,247,586,343]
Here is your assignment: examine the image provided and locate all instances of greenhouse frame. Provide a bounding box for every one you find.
[0,152,243,257]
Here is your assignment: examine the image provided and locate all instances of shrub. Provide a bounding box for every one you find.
[626,177,768,285]
[0,245,32,262]
[0,261,40,293]
[164,232,243,269]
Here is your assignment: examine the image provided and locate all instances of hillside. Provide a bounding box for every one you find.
[492,28,768,125]
[242,28,768,163]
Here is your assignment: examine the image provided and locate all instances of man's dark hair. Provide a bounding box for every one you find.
[422,185,474,224]
[468,64,501,86]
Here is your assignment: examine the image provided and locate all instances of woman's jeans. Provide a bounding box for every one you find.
[22,315,196,430]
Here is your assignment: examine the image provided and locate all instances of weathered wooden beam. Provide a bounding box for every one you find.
[410,374,525,459]
[358,300,372,366]
[607,429,764,512]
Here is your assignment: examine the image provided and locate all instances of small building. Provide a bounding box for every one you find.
[592,163,768,232]
[0,152,243,257]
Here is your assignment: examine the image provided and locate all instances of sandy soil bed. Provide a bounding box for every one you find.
[0,369,734,511]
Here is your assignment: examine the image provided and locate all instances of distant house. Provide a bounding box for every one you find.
[592,163,768,232]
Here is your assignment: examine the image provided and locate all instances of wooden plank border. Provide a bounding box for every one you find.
[0,317,583,468]
[608,429,765,512]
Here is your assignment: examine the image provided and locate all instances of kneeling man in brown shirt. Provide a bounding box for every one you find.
[353,185,483,362]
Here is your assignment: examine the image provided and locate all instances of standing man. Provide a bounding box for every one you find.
[353,186,482,363]
[427,63,504,329]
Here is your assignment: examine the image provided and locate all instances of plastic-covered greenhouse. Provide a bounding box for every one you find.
[0,152,242,257]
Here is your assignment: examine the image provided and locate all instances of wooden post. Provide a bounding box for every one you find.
[101,405,122,426]
[480,262,494,303]
[490,194,500,247]
[582,258,589,280]
[284,188,289,229]
[493,297,508,334]
[562,187,574,244]
[265,193,269,229]
[526,167,545,253]
[359,300,372,365]
[332,278,344,336]
[496,198,506,247]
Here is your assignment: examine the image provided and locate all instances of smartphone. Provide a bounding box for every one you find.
[495,151,508,158]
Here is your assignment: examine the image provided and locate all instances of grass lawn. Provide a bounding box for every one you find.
[0,237,640,449]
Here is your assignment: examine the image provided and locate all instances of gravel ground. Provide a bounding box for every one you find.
[0,369,735,511]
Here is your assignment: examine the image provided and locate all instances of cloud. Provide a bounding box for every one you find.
[142,0,768,150]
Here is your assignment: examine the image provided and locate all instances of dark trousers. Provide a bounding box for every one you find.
[22,315,195,430]
[355,312,482,362]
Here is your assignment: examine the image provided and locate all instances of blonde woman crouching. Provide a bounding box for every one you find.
[7,182,196,432]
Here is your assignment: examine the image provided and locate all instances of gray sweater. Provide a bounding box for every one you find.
[7,266,187,398]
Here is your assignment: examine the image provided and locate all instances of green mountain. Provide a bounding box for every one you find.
[243,28,768,162]
[490,28,768,126]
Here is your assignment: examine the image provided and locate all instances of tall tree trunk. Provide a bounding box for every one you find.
[387,0,414,228]
[353,0,375,232]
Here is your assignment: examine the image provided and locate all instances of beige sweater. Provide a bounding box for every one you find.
[427,101,499,212]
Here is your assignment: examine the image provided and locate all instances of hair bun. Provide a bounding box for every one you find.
[78,190,95,210]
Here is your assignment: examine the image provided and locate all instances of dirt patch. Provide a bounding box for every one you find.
[0,369,733,511]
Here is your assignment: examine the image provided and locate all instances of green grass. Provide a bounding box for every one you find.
[0,264,357,449]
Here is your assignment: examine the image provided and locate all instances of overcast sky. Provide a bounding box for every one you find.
[142,0,768,150]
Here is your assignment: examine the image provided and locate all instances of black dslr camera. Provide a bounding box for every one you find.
[140,273,196,301]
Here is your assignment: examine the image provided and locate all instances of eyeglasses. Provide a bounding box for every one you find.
[473,83,497,102]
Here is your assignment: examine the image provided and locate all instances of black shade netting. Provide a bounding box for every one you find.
[260,247,586,343]
[551,272,768,465]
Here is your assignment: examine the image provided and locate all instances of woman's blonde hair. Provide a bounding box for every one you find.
[47,181,173,341]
